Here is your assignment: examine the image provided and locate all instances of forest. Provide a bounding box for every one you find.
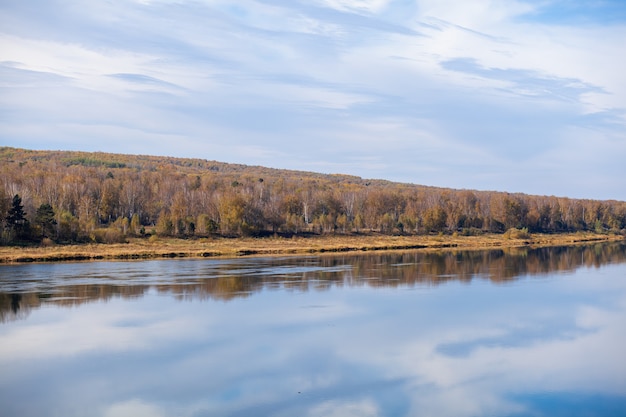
[1,146,625,245]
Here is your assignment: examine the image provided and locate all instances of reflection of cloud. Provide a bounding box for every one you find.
[306,398,379,417]
[1,257,625,417]
[0,300,204,360]
[388,297,626,416]
[407,386,526,417]
[103,399,166,417]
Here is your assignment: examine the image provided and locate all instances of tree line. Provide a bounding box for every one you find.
[1,147,625,245]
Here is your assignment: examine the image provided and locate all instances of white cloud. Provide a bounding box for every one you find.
[318,0,393,14]
[0,35,153,90]
[0,0,625,199]
[417,0,534,27]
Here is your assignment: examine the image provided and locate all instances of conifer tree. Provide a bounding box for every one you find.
[5,194,30,241]
[35,203,57,239]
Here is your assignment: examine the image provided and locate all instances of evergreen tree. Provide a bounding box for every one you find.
[5,194,30,241]
[35,203,57,239]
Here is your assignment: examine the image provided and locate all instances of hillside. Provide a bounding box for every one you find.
[1,147,625,245]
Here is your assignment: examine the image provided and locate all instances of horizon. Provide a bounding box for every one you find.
[1,0,625,201]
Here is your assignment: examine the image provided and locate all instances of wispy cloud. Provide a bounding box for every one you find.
[1,0,624,199]
[440,57,606,102]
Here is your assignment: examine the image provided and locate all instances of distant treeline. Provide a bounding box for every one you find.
[1,147,625,244]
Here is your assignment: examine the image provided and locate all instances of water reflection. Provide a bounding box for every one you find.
[2,243,625,323]
[0,243,625,417]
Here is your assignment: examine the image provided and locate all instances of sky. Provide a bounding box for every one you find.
[1,0,625,201]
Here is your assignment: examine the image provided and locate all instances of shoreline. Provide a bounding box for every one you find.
[0,232,623,264]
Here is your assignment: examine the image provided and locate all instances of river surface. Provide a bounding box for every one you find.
[1,243,626,417]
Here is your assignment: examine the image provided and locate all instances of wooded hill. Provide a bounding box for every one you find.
[1,146,625,245]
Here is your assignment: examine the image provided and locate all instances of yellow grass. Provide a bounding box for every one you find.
[0,232,623,264]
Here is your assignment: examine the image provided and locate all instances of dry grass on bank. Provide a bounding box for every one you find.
[0,232,622,264]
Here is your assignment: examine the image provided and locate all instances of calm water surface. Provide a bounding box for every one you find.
[1,243,625,417]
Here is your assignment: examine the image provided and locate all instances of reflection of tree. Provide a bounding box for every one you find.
[0,285,149,323]
[1,243,625,322]
[0,293,36,322]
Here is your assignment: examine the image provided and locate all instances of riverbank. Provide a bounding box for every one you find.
[0,232,623,264]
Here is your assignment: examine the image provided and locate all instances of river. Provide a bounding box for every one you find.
[1,243,625,417]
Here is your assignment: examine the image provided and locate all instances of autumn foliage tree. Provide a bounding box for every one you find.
[1,146,625,245]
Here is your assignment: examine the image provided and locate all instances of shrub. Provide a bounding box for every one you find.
[504,227,530,239]
[460,227,483,236]
[91,228,126,244]
[104,228,126,244]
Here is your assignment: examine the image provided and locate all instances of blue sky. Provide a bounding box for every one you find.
[1,0,625,201]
